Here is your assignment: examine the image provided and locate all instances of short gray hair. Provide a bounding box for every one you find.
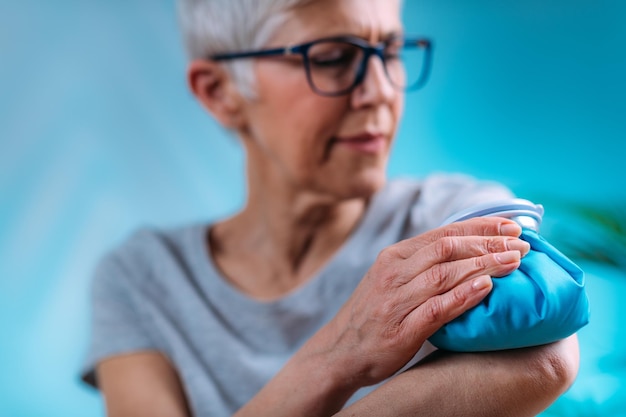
[177,0,314,97]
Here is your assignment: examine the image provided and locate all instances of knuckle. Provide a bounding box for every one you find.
[440,226,461,238]
[450,285,470,308]
[377,246,398,264]
[370,259,403,288]
[472,254,489,270]
[441,217,499,238]
[378,298,400,320]
[434,237,456,260]
[423,298,444,326]
[481,220,498,236]
[486,237,505,254]
[468,217,499,236]
[423,264,449,291]
[378,268,401,287]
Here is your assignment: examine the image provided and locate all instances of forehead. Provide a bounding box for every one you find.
[270,0,403,44]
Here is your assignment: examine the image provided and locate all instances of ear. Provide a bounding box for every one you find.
[187,59,246,130]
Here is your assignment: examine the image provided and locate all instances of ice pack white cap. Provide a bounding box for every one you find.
[440,198,544,232]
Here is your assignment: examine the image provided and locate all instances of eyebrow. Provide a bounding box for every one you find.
[297,30,405,46]
[381,30,405,40]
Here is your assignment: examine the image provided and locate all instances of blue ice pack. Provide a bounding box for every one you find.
[429,199,590,352]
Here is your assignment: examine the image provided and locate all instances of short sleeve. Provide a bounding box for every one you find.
[408,173,515,233]
[81,249,158,387]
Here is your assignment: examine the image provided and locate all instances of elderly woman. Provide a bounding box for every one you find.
[82,0,580,416]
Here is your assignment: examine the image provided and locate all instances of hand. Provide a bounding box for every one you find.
[324,217,531,387]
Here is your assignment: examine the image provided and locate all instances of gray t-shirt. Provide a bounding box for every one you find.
[82,175,512,416]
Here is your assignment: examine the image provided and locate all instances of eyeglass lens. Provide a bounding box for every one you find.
[305,39,428,95]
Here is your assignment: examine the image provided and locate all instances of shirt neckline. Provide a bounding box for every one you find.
[189,183,394,310]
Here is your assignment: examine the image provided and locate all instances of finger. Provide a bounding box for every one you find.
[390,235,528,285]
[401,275,493,342]
[392,217,523,259]
[400,249,521,302]
[414,235,529,264]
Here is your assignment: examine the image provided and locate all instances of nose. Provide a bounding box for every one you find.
[350,54,396,108]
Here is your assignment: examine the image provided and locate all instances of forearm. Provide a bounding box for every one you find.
[233,326,360,417]
[336,335,579,417]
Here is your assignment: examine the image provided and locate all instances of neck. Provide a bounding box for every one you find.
[210,174,370,300]
[247,187,367,271]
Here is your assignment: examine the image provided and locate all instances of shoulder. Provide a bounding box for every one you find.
[387,173,514,235]
[114,223,204,262]
[91,223,206,295]
[419,173,513,209]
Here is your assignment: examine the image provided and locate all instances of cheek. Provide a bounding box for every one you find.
[247,94,349,177]
[289,99,347,140]
[253,63,346,144]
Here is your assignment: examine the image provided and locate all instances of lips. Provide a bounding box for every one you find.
[333,132,388,154]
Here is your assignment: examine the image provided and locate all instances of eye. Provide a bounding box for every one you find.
[383,40,403,60]
[309,43,359,68]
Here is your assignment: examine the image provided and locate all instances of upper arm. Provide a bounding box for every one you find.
[96,351,191,417]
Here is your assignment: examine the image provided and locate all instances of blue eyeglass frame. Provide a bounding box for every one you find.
[209,35,433,97]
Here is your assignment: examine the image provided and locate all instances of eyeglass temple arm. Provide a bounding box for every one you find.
[210,46,298,61]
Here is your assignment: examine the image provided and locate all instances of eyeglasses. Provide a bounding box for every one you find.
[209,35,433,97]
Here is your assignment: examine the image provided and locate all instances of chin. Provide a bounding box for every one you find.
[318,170,387,201]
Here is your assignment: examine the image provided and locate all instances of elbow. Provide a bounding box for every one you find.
[535,334,580,396]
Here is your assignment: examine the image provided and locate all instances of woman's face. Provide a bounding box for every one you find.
[240,0,404,200]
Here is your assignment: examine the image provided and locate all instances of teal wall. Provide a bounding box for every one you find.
[396,0,626,203]
[1,1,624,416]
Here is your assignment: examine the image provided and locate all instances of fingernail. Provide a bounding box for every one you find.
[506,239,531,255]
[496,250,521,264]
[472,276,492,290]
[500,222,522,236]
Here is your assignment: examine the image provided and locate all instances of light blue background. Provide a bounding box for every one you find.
[1,1,625,416]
